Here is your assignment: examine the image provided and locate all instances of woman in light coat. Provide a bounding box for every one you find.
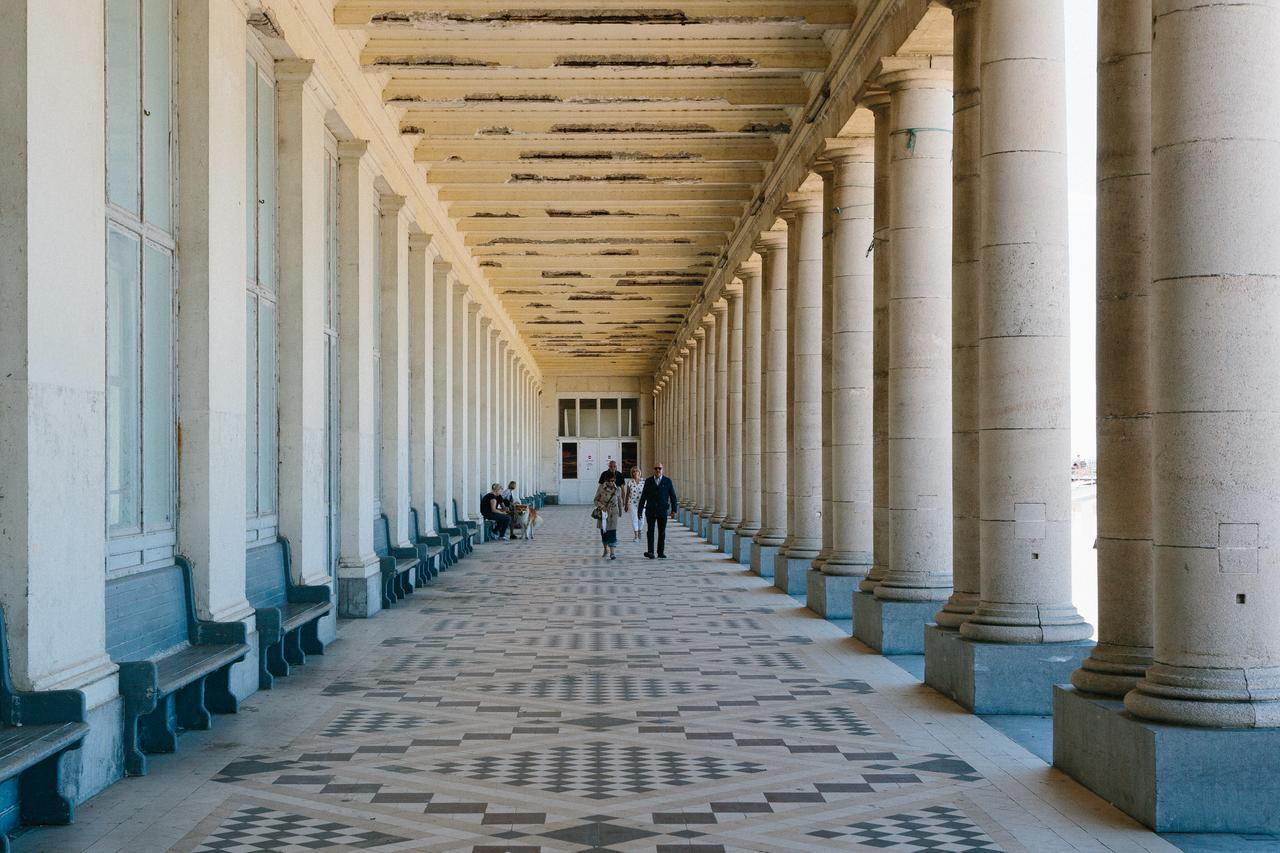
[594,479,623,560]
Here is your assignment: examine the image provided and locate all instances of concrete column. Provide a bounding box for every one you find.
[733,258,764,563]
[173,0,255,630]
[1071,0,1153,697]
[0,0,119,800]
[496,339,509,482]
[378,194,411,547]
[277,61,335,587]
[857,68,955,651]
[960,0,1091,647]
[775,178,824,595]
[751,223,789,576]
[335,141,381,616]
[467,304,482,516]
[432,261,454,530]
[1124,0,1280,728]
[690,328,706,522]
[699,316,716,537]
[681,347,694,516]
[450,283,470,523]
[640,381,655,473]
[408,233,436,537]
[812,159,836,576]
[710,300,729,542]
[722,283,744,554]
[860,93,893,596]
[936,0,983,630]
[808,135,876,618]
[477,317,492,492]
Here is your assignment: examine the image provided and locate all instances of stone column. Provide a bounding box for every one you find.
[699,315,717,538]
[640,381,655,473]
[335,141,381,616]
[733,257,764,563]
[174,0,257,636]
[722,282,745,554]
[378,194,411,547]
[450,282,470,525]
[408,233,436,542]
[812,159,836,576]
[948,0,1091,714]
[856,68,955,652]
[776,178,825,595]
[0,0,119,800]
[467,304,483,517]
[935,0,983,632]
[690,327,706,526]
[710,300,730,543]
[860,93,894,596]
[676,350,690,520]
[808,135,876,618]
[752,223,789,577]
[432,260,454,535]
[1070,0,1153,697]
[476,320,491,490]
[277,60,336,587]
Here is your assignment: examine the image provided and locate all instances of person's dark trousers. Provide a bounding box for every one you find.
[646,515,668,556]
[489,512,511,538]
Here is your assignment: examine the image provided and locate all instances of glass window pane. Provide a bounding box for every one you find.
[141,243,173,530]
[245,295,258,514]
[561,443,578,480]
[258,299,278,513]
[558,399,576,437]
[622,442,638,476]
[600,398,619,437]
[106,0,140,215]
[107,227,141,533]
[256,72,276,292]
[579,398,598,438]
[621,398,639,437]
[245,59,257,283]
[141,0,171,230]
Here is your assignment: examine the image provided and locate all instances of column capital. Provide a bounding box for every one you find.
[824,135,876,164]
[693,326,706,341]
[408,230,435,251]
[378,193,407,215]
[337,138,370,163]
[699,312,717,330]
[275,58,338,114]
[878,65,953,91]
[723,280,744,298]
[858,90,892,113]
[735,253,762,279]
[783,173,825,214]
[754,220,788,252]
[712,298,729,318]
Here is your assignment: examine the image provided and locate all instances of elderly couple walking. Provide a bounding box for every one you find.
[592,462,678,560]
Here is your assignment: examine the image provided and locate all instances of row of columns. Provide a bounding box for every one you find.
[654,0,1280,757]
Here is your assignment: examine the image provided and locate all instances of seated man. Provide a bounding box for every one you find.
[480,483,511,541]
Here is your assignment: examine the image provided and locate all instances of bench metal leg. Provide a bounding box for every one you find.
[139,696,178,755]
[381,572,396,610]
[123,712,148,777]
[399,569,414,599]
[258,646,276,690]
[299,619,325,656]
[282,629,306,667]
[20,746,80,825]
[266,639,291,679]
[176,680,212,732]
[204,665,240,715]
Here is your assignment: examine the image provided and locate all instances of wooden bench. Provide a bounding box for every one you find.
[106,559,250,777]
[245,539,331,690]
[407,507,445,578]
[0,609,89,848]
[373,514,417,608]
[452,498,480,551]
[434,502,467,560]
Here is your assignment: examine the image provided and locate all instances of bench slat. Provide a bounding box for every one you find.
[0,722,88,780]
[155,644,250,694]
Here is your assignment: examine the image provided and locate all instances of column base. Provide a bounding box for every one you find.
[720,528,734,554]
[806,570,858,619]
[700,514,712,540]
[852,593,936,653]
[773,556,810,596]
[923,625,1092,714]
[1053,686,1280,832]
[707,520,721,544]
[732,528,757,564]
[338,573,384,618]
[61,667,123,805]
[750,542,779,578]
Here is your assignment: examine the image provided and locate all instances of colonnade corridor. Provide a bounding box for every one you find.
[20,508,1168,853]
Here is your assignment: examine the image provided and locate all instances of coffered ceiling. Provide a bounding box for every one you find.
[333,1,872,374]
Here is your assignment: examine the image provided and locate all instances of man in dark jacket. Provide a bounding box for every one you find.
[636,463,679,559]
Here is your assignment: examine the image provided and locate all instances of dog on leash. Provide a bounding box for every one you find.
[511,504,541,540]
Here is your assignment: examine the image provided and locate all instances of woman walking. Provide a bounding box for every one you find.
[624,467,645,542]
[594,477,623,560]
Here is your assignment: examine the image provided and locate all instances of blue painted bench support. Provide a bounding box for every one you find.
[245,539,331,690]
[434,502,467,561]
[407,508,444,580]
[106,559,250,777]
[452,498,480,550]
[0,610,89,850]
[373,514,417,609]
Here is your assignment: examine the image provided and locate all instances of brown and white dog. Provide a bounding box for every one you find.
[511,504,540,540]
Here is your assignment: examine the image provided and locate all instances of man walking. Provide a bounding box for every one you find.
[637,463,679,559]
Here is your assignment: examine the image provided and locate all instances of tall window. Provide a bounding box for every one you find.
[105,0,176,573]
[371,202,383,513]
[323,138,340,574]
[245,46,278,541]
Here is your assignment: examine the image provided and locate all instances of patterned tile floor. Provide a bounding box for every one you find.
[21,509,1176,852]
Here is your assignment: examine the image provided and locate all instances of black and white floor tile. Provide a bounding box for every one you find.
[21,508,1174,852]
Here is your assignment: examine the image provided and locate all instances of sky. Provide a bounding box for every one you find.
[1065,1,1099,459]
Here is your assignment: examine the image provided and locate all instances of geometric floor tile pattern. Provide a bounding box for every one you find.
[19,508,1176,852]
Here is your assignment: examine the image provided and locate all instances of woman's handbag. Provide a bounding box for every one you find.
[590,506,602,520]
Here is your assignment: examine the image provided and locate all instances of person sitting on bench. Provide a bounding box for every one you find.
[480,483,512,541]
